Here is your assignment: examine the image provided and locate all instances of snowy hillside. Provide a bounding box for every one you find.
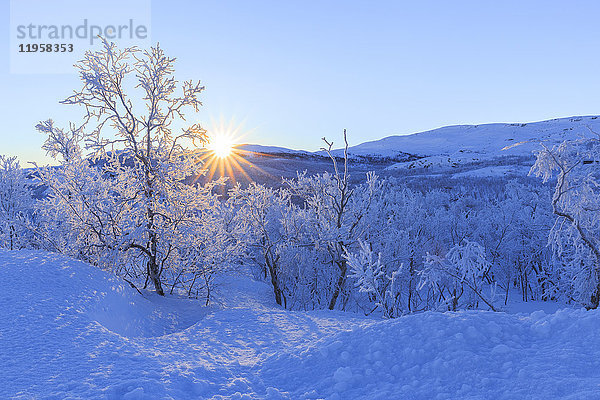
[339,116,600,175]
[3,249,600,399]
[226,116,600,181]
[235,144,314,158]
[240,116,600,161]
[343,116,600,159]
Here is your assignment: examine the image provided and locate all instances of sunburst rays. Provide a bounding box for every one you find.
[193,117,273,186]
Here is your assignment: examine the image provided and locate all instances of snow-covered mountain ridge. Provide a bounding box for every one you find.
[233,116,600,179]
[342,116,600,158]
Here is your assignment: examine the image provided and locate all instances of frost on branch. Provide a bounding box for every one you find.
[419,240,496,311]
[285,131,382,310]
[34,37,228,299]
[530,132,600,308]
[345,240,404,318]
[0,156,34,250]
[230,182,298,307]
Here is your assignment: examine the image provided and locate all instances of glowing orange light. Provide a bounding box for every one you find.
[194,117,273,187]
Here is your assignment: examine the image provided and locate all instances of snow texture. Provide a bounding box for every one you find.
[2,249,600,399]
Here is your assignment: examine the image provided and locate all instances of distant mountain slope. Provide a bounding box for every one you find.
[341,116,600,160]
[235,144,314,157]
[208,116,600,184]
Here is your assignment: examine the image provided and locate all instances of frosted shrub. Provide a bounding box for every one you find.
[230,182,300,307]
[34,38,228,299]
[0,155,34,250]
[531,134,600,308]
[286,131,382,310]
[419,240,497,311]
[345,240,404,318]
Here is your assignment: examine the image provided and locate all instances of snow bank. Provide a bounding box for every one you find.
[0,249,209,399]
[0,249,202,338]
[2,249,600,399]
[260,309,600,399]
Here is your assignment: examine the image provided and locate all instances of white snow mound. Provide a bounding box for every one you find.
[3,249,600,399]
[259,310,600,399]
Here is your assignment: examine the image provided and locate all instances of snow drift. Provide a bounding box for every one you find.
[2,249,600,399]
[260,310,600,399]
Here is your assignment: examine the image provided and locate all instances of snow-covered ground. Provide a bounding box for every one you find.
[2,249,600,399]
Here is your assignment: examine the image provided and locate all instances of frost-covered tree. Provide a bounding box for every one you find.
[486,181,552,304]
[230,183,299,306]
[345,240,404,318]
[531,134,600,308]
[0,155,34,250]
[367,186,439,313]
[341,177,551,314]
[286,132,381,310]
[419,240,496,311]
[162,198,243,303]
[36,38,222,296]
[311,131,357,310]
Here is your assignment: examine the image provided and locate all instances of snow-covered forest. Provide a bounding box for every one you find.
[3,39,600,399]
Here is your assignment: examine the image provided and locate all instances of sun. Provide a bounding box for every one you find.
[208,134,233,158]
[193,116,273,188]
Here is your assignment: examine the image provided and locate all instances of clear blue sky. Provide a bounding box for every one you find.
[2,0,600,163]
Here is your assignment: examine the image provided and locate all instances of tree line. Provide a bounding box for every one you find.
[1,39,599,314]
